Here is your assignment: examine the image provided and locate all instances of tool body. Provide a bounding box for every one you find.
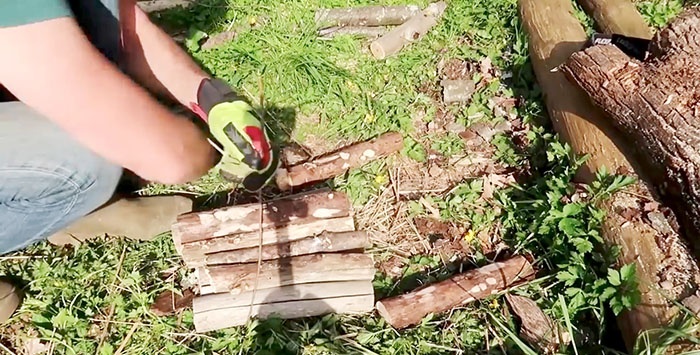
[190,78,279,192]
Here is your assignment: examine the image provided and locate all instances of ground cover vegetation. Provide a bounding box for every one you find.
[0,0,696,354]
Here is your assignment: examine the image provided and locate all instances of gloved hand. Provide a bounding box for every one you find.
[190,78,279,192]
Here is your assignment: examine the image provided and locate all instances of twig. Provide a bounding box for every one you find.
[0,342,16,355]
[97,246,127,351]
[114,322,139,355]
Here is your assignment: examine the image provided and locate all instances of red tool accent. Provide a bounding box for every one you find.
[244,126,271,167]
[189,102,208,122]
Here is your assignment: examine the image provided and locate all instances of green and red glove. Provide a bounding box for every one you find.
[190,78,278,192]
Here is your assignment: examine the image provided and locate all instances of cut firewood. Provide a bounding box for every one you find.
[576,0,652,38]
[506,294,567,354]
[561,8,700,252]
[318,26,389,39]
[315,5,421,28]
[178,216,356,265]
[185,230,369,267]
[137,0,192,13]
[172,189,352,245]
[375,255,535,328]
[519,0,700,350]
[370,2,447,59]
[194,294,375,332]
[196,253,375,294]
[275,132,404,191]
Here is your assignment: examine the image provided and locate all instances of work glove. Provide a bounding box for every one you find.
[190,78,279,192]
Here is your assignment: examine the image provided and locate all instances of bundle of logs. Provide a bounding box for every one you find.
[314,2,448,59]
[171,189,377,332]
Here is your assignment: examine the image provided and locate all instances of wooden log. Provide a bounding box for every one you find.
[314,5,421,28]
[369,2,447,59]
[172,189,352,245]
[194,294,375,332]
[561,9,700,248]
[196,253,375,294]
[137,0,193,13]
[318,26,389,39]
[185,231,369,267]
[177,217,356,265]
[375,256,535,329]
[519,0,700,350]
[576,0,652,38]
[275,132,404,191]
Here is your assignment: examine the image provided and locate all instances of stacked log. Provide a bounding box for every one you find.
[171,189,376,332]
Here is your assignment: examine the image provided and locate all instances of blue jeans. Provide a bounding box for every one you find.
[0,0,124,255]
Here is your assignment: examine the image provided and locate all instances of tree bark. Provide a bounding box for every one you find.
[375,255,535,329]
[172,189,352,245]
[519,0,700,350]
[318,26,389,39]
[576,0,652,38]
[315,5,422,28]
[177,217,356,265]
[194,294,375,332]
[196,253,375,294]
[562,8,700,253]
[275,132,404,191]
[369,2,447,59]
[184,231,369,267]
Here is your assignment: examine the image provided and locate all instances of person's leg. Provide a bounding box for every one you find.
[0,102,123,254]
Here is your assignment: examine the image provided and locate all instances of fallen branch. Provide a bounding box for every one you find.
[375,255,535,328]
[196,253,375,294]
[315,5,421,28]
[319,26,389,39]
[576,0,652,38]
[275,132,404,191]
[370,2,447,59]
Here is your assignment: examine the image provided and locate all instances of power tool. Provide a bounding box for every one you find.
[190,78,279,192]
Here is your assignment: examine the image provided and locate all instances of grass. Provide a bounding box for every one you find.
[1,0,699,354]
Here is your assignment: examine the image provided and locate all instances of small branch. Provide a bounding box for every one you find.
[369,2,447,59]
[319,26,389,39]
[315,5,422,27]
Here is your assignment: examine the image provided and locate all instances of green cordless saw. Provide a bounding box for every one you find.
[190,78,279,192]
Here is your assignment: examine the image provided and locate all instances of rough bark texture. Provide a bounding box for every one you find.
[186,231,369,267]
[318,26,389,39]
[275,132,404,190]
[172,189,352,244]
[369,2,447,59]
[375,256,535,329]
[194,294,375,332]
[562,8,700,254]
[519,0,700,350]
[315,5,421,28]
[177,216,356,265]
[196,253,375,294]
[576,0,652,38]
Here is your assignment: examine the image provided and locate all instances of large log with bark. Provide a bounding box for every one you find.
[275,132,404,191]
[519,0,700,350]
[575,0,652,38]
[562,8,700,253]
[376,255,535,329]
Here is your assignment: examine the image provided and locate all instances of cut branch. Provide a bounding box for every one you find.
[376,255,535,328]
[520,0,700,350]
[196,253,375,294]
[370,2,447,59]
[315,5,421,28]
[172,189,352,245]
[275,132,404,190]
[319,26,389,39]
[194,294,375,332]
[184,230,369,267]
